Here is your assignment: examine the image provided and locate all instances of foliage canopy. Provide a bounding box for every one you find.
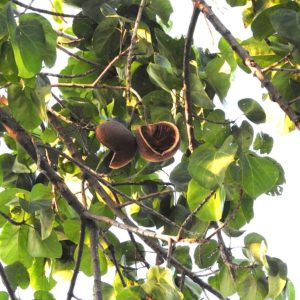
[0,0,298,299]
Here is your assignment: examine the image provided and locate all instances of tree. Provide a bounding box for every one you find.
[0,0,297,299]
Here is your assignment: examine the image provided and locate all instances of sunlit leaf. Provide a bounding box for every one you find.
[142,266,183,300]
[240,153,280,198]
[188,136,238,189]
[244,233,268,265]
[187,181,225,221]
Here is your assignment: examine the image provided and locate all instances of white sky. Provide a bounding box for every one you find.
[1,0,300,299]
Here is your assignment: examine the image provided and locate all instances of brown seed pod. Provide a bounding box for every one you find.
[95,120,137,169]
[135,121,180,162]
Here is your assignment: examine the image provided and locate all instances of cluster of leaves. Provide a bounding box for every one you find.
[0,0,298,299]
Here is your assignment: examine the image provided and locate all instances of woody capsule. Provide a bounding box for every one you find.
[95,120,180,169]
[135,121,180,162]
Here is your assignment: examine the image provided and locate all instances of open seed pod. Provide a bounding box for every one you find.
[135,121,180,162]
[95,120,137,169]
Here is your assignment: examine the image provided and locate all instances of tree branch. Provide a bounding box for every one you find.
[89,223,102,300]
[67,220,86,300]
[126,0,146,99]
[196,0,300,129]
[183,2,200,154]
[0,262,18,300]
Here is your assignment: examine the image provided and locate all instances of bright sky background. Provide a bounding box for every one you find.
[1,1,300,299]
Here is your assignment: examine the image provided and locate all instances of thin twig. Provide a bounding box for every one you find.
[0,210,27,226]
[92,47,130,87]
[89,223,102,300]
[104,239,127,286]
[0,262,18,300]
[183,2,200,154]
[261,52,292,73]
[177,189,216,240]
[128,232,150,269]
[216,229,236,280]
[166,239,173,268]
[196,0,300,129]
[12,0,82,17]
[42,68,98,79]
[57,45,102,68]
[126,0,146,100]
[67,220,86,300]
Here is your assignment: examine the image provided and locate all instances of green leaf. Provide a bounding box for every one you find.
[205,57,231,101]
[102,283,116,300]
[190,73,214,109]
[92,18,119,60]
[0,223,32,267]
[239,38,279,69]
[181,277,202,300]
[0,41,18,82]
[234,121,254,152]
[0,292,8,300]
[236,268,268,300]
[251,3,299,40]
[170,156,191,192]
[202,110,231,147]
[7,84,45,130]
[173,246,192,269]
[194,240,220,268]
[39,208,55,240]
[226,0,246,6]
[34,291,56,300]
[219,265,236,296]
[188,136,238,189]
[238,98,266,124]
[116,286,146,300]
[0,8,7,39]
[142,266,183,300]
[28,258,56,291]
[266,256,287,298]
[155,29,184,68]
[31,183,52,201]
[20,13,57,67]
[28,228,62,258]
[4,261,30,290]
[0,187,29,207]
[147,63,181,92]
[147,0,173,25]
[240,153,280,198]
[63,219,81,243]
[253,132,273,154]
[244,233,268,265]
[19,198,51,213]
[4,3,45,78]
[187,181,225,221]
[269,9,300,49]
[118,241,145,266]
[76,244,107,276]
